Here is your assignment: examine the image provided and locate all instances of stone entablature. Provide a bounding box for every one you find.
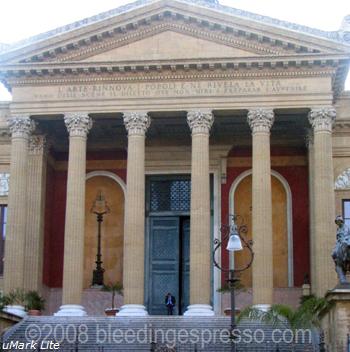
[7,76,334,115]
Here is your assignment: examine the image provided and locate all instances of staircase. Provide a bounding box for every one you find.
[2,316,320,351]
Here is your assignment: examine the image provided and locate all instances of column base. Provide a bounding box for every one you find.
[3,305,27,318]
[117,304,148,316]
[183,304,215,316]
[253,304,271,312]
[54,305,87,316]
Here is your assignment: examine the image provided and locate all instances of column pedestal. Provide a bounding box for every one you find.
[54,305,87,317]
[325,288,350,351]
[184,305,215,316]
[117,305,148,316]
[3,305,27,318]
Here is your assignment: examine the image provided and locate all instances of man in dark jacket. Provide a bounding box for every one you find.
[165,292,176,315]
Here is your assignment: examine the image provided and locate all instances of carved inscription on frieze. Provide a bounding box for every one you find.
[51,80,307,100]
[27,79,312,101]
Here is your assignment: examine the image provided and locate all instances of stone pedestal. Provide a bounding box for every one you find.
[325,287,350,352]
[117,305,148,316]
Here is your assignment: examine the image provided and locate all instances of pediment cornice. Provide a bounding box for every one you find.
[1,0,349,65]
[52,21,288,62]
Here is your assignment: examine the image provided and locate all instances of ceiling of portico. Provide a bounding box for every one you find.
[35,108,310,154]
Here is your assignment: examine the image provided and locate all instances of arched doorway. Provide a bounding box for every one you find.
[84,172,125,288]
[230,170,293,288]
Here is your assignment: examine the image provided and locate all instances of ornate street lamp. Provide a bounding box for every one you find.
[90,190,110,286]
[213,214,254,352]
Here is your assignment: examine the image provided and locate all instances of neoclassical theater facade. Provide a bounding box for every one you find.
[0,0,349,316]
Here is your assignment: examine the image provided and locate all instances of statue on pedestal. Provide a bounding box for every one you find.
[332,215,350,285]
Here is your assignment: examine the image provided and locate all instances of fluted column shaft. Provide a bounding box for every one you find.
[187,110,214,306]
[123,112,150,305]
[24,135,48,291]
[4,116,34,292]
[62,113,92,305]
[248,109,274,305]
[306,131,315,289]
[308,107,337,296]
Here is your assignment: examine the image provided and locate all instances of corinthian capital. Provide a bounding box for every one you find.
[247,109,274,133]
[123,112,151,136]
[7,115,35,138]
[29,135,49,155]
[64,113,92,137]
[187,110,214,134]
[308,107,336,132]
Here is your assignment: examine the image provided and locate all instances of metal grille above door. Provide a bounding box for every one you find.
[149,178,191,213]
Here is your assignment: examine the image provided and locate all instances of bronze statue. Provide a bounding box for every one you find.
[332,215,350,285]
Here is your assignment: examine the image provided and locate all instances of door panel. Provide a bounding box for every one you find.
[149,217,180,315]
[181,218,190,314]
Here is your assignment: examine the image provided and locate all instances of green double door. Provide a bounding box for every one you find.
[147,216,190,315]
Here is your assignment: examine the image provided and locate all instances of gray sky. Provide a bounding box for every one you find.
[0,0,349,99]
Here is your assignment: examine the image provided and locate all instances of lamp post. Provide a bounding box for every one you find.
[213,214,254,352]
[90,190,110,286]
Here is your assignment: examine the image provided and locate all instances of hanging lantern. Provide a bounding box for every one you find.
[226,224,243,252]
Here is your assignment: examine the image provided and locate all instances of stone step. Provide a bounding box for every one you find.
[2,316,320,351]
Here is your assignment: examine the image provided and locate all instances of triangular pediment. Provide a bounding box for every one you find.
[79,30,267,62]
[0,0,349,65]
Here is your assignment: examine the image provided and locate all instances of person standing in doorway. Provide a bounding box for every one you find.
[165,292,176,315]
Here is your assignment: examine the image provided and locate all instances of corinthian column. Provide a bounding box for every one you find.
[184,110,214,317]
[305,131,315,293]
[4,116,34,294]
[55,113,92,316]
[24,135,48,292]
[118,112,150,317]
[247,108,274,306]
[308,107,337,296]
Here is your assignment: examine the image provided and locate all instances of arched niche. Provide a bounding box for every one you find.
[229,169,293,288]
[84,171,125,288]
